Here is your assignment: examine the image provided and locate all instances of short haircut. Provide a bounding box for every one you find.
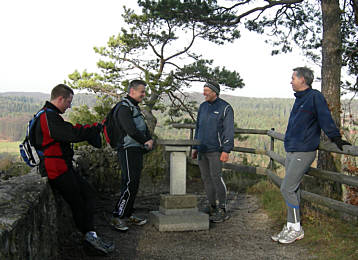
[128,80,147,94]
[293,67,314,87]
[51,84,74,100]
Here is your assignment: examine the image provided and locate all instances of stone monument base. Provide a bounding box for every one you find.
[150,194,209,232]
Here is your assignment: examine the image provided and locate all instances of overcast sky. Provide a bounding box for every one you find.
[0,0,317,98]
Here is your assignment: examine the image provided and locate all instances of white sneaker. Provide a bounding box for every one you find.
[278,227,304,244]
[271,224,289,242]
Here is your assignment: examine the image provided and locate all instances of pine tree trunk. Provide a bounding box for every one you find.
[316,0,342,199]
[143,92,159,135]
[143,108,157,135]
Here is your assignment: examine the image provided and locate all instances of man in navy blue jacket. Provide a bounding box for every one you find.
[192,81,234,223]
[272,67,351,244]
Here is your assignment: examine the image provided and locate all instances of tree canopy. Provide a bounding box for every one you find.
[66,4,244,132]
[138,0,357,175]
[139,0,357,93]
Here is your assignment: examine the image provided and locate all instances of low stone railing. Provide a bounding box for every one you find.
[0,168,74,260]
[0,144,165,259]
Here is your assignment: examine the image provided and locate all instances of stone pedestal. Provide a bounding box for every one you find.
[166,146,188,195]
[150,194,209,231]
[150,145,209,231]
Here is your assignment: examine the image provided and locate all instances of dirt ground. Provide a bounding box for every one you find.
[59,180,315,260]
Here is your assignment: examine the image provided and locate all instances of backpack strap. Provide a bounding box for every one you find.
[31,107,57,153]
[121,98,135,112]
[121,98,143,118]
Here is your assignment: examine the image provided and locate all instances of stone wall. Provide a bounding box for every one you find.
[0,168,74,260]
[75,145,168,195]
[0,145,168,260]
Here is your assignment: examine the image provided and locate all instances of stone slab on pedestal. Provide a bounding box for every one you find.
[150,211,209,232]
[164,146,190,152]
[160,194,197,209]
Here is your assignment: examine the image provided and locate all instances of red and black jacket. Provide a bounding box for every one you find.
[34,101,101,179]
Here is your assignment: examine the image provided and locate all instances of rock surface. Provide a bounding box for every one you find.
[0,169,74,260]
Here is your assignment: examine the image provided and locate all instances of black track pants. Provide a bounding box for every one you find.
[113,148,144,218]
[49,169,96,234]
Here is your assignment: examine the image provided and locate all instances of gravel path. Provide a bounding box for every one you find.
[59,182,314,260]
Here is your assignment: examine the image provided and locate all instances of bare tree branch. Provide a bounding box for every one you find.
[168,90,196,121]
[164,24,197,61]
[205,0,304,25]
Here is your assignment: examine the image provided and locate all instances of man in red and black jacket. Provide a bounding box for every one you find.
[33,84,114,255]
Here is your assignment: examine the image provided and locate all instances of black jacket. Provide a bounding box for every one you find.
[34,101,101,179]
[115,95,152,149]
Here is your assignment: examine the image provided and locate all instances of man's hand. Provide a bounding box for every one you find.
[331,136,351,151]
[144,139,154,150]
[192,150,198,159]
[220,152,229,162]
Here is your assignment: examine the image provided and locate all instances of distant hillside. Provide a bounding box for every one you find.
[0,92,97,108]
[0,91,357,144]
[0,92,50,100]
[0,92,98,141]
[2,90,358,168]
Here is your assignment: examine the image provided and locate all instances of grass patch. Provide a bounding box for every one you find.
[247,180,286,223]
[0,141,21,156]
[248,180,358,259]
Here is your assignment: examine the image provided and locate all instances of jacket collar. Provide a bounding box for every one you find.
[208,97,220,105]
[294,87,312,98]
[125,95,139,106]
[44,101,62,114]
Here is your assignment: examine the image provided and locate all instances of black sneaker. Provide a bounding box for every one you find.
[202,205,216,216]
[84,232,115,255]
[128,215,147,226]
[209,208,230,223]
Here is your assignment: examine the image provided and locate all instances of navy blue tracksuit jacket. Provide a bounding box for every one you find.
[284,88,341,152]
[194,97,234,153]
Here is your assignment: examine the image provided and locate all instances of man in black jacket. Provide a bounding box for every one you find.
[34,84,114,255]
[110,80,154,231]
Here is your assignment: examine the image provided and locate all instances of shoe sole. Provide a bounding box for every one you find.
[210,215,230,223]
[83,241,109,256]
[271,236,280,242]
[130,220,147,226]
[111,225,129,232]
[278,234,304,244]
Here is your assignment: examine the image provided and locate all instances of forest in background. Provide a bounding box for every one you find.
[1,91,358,168]
[0,92,97,141]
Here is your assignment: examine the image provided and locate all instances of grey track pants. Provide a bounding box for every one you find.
[281,151,316,223]
[198,152,227,209]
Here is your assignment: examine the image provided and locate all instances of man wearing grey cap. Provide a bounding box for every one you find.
[192,81,234,223]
